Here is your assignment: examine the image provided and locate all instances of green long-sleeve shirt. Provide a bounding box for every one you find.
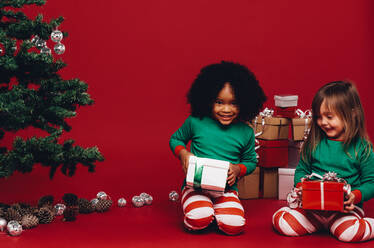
[169,116,257,191]
[295,137,374,205]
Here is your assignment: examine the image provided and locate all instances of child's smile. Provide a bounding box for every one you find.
[212,83,238,125]
[317,100,345,140]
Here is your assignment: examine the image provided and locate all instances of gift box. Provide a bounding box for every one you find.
[278,168,295,200]
[257,140,288,168]
[301,180,345,211]
[292,118,311,141]
[274,95,298,108]
[288,140,303,168]
[186,156,230,193]
[262,167,278,198]
[275,106,297,119]
[252,116,289,140]
[237,167,260,199]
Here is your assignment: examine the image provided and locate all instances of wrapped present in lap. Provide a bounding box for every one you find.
[186,156,230,193]
[302,181,345,211]
[300,172,351,212]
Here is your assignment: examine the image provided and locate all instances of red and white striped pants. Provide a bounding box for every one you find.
[273,206,374,242]
[181,187,245,235]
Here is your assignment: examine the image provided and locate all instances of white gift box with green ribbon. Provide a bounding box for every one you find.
[186,156,230,193]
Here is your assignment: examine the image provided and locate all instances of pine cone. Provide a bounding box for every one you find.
[37,207,54,224]
[78,198,94,214]
[63,207,78,221]
[38,195,54,209]
[95,199,112,213]
[10,203,21,210]
[5,207,22,222]
[0,208,6,218]
[21,214,39,229]
[62,193,78,207]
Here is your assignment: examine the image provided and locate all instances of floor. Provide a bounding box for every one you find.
[1,194,373,248]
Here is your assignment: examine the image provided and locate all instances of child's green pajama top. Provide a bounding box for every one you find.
[169,116,257,191]
[295,137,374,205]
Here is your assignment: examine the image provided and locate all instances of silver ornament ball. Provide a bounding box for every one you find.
[54,203,66,216]
[31,35,39,44]
[0,218,7,232]
[144,195,153,205]
[169,191,179,202]
[90,198,99,207]
[97,191,108,200]
[35,39,46,49]
[7,220,22,236]
[132,196,144,207]
[139,192,149,199]
[50,30,63,43]
[117,198,127,207]
[54,42,65,55]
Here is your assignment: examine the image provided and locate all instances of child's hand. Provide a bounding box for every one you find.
[343,192,355,213]
[227,164,240,186]
[179,149,194,174]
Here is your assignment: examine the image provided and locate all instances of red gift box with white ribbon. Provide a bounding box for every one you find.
[301,180,345,211]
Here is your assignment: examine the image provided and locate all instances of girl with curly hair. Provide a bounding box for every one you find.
[169,61,266,235]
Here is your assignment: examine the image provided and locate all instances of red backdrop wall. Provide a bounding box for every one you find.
[1,0,373,203]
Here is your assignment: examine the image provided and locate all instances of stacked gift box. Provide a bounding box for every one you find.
[238,94,312,200]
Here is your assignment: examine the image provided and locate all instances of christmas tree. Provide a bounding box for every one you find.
[0,0,104,178]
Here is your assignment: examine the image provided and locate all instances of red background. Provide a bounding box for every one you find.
[1,0,373,203]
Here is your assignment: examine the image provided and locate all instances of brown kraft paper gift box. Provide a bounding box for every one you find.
[292,117,311,141]
[237,167,260,199]
[251,116,289,140]
[262,167,278,198]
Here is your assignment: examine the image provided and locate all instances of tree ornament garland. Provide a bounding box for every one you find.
[0,190,165,237]
[0,0,104,180]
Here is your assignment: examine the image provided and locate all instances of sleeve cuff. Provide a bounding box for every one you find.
[238,164,247,177]
[174,145,185,157]
[352,190,362,204]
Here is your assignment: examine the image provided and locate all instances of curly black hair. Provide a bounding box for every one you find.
[187,61,267,122]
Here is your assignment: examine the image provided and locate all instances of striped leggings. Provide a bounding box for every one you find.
[181,187,245,235]
[273,206,374,242]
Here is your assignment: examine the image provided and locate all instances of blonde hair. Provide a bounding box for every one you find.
[301,81,372,162]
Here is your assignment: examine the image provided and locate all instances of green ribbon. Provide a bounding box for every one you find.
[193,162,204,188]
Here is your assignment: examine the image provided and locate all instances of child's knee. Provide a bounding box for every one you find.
[272,207,313,237]
[331,218,374,242]
[216,215,246,235]
[184,207,214,230]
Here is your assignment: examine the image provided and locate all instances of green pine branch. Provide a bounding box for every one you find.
[0,1,104,179]
[0,0,45,9]
[0,134,104,179]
